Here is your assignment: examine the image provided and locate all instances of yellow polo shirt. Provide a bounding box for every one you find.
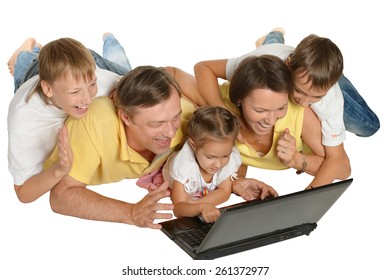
[220,82,309,170]
[44,96,194,185]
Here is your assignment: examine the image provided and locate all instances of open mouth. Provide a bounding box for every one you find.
[74,105,89,113]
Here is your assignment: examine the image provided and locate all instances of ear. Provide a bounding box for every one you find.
[285,56,292,69]
[119,109,131,126]
[41,80,53,98]
[188,138,196,151]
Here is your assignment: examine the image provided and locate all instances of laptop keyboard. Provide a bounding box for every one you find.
[177,224,213,247]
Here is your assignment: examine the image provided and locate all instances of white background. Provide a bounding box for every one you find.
[0,1,388,279]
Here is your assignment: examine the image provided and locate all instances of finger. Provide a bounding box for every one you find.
[147,223,163,230]
[150,180,170,194]
[152,212,173,220]
[152,202,174,211]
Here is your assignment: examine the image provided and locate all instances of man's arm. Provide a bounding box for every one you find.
[50,175,173,229]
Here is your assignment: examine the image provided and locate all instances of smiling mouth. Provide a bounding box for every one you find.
[75,105,89,110]
[258,121,271,129]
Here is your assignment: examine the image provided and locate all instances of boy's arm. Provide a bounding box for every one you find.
[50,175,173,229]
[14,126,72,203]
[307,144,351,188]
[300,107,351,188]
[193,59,229,107]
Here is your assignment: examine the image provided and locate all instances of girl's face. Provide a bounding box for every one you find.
[42,70,98,119]
[192,138,234,176]
[240,88,288,136]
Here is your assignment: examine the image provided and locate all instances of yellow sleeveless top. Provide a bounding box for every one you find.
[220,82,309,170]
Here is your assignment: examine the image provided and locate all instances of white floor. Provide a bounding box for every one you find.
[0,1,388,279]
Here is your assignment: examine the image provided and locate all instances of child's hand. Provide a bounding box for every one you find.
[200,204,221,223]
[277,128,297,166]
[55,126,73,176]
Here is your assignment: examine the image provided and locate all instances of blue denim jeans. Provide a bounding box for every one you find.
[262,31,380,136]
[13,34,132,93]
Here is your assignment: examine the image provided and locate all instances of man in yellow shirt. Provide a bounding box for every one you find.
[45,66,194,229]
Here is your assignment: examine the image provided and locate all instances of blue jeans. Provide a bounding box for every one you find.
[262,31,380,137]
[13,33,132,93]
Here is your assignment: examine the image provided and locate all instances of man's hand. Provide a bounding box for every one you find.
[131,182,174,229]
[232,178,278,201]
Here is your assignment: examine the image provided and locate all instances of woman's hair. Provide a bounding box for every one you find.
[188,105,239,149]
[28,38,96,103]
[290,34,343,91]
[229,55,293,106]
[115,65,182,118]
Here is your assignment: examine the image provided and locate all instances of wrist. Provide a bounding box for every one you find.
[296,151,307,175]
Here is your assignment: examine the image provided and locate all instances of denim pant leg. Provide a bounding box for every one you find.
[90,33,132,76]
[339,74,380,137]
[262,31,285,45]
[89,50,130,76]
[13,46,40,93]
[102,33,131,71]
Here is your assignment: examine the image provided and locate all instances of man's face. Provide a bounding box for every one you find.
[291,73,328,107]
[43,70,98,119]
[123,90,182,156]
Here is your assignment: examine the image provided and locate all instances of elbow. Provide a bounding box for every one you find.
[14,186,37,204]
[164,66,177,78]
[172,208,184,219]
[338,155,352,180]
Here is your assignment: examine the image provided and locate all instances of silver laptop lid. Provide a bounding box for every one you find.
[198,179,352,252]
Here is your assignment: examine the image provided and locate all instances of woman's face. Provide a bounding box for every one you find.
[240,88,288,136]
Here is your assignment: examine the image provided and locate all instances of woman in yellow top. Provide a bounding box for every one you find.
[166,55,336,190]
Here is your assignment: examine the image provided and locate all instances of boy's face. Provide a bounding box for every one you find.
[122,90,182,157]
[42,70,98,119]
[291,74,328,107]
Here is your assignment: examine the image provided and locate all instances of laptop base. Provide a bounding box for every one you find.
[162,222,317,260]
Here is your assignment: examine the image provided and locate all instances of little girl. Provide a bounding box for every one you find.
[163,105,241,223]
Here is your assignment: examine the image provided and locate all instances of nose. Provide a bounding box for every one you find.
[80,88,94,105]
[163,121,177,139]
[213,158,223,170]
[265,111,277,126]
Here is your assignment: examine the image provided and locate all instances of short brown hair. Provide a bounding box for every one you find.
[290,34,343,91]
[115,66,182,118]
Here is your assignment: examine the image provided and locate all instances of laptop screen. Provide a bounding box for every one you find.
[198,179,352,251]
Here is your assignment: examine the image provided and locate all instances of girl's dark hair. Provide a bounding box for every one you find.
[188,105,239,149]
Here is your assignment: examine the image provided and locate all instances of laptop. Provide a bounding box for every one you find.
[160,178,353,260]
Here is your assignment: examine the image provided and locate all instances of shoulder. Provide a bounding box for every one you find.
[311,84,343,120]
[67,96,117,129]
[95,67,122,97]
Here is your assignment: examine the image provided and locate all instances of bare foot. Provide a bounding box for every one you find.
[255,27,285,48]
[7,38,36,76]
[103,32,113,41]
